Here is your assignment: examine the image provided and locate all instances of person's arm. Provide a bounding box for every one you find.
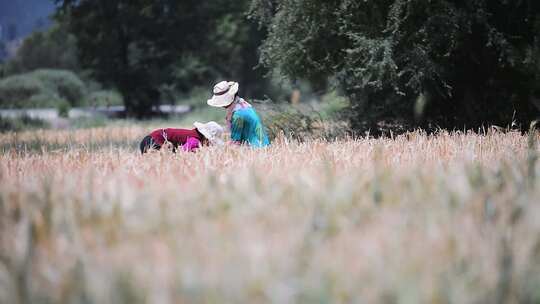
[182,137,201,152]
[230,114,245,144]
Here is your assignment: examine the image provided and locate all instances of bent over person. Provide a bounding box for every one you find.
[207,81,270,148]
[140,121,223,154]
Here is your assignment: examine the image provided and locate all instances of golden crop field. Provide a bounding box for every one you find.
[1,126,539,303]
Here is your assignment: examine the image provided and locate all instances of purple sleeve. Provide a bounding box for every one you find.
[182,137,201,152]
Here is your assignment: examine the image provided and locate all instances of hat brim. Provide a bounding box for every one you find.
[207,82,239,107]
[207,94,234,107]
[194,122,224,146]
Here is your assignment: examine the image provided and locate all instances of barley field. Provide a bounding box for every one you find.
[0,126,539,304]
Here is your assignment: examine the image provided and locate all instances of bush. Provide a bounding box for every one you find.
[256,100,350,141]
[57,99,71,118]
[0,69,86,108]
[32,69,86,105]
[319,91,349,120]
[84,90,123,107]
[0,115,49,132]
[0,75,49,108]
[263,107,321,140]
[27,93,67,108]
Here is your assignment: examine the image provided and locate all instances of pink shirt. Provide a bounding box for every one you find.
[182,137,201,152]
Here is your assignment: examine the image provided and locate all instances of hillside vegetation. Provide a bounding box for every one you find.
[0,69,122,109]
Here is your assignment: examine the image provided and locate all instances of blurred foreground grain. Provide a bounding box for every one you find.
[0,127,539,303]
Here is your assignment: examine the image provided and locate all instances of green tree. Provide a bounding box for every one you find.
[55,0,270,117]
[0,41,7,64]
[4,23,79,75]
[252,0,540,131]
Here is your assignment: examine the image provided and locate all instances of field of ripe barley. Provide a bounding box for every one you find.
[1,127,539,304]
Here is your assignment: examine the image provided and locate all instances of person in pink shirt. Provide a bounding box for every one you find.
[140,121,224,154]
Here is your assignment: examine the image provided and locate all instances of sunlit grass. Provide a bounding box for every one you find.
[0,127,539,303]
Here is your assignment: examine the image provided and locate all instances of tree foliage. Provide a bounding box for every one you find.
[3,24,79,75]
[251,0,540,130]
[0,42,8,64]
[55,0,269,117]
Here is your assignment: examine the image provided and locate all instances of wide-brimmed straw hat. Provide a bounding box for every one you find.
[207,81,239,107]
[194,121,224,146]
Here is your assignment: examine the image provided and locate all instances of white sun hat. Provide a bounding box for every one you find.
[194,121,225,146]
[207,81,239,107]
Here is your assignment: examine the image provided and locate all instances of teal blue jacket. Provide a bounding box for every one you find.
[230,107,270,148]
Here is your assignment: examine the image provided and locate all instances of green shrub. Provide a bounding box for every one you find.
[84,90,123,107]
[264,108,320,140]
[31,69,86,105]
[57,99,71,118]
[27,93,66,108]
[0,75,49,108]
[0,69,86,108]
[256,100,350,141]
[254,97,352,141]
[319,91,349,119]
[0,115,49,132]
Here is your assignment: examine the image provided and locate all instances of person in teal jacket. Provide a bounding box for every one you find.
[207,81,270,147]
